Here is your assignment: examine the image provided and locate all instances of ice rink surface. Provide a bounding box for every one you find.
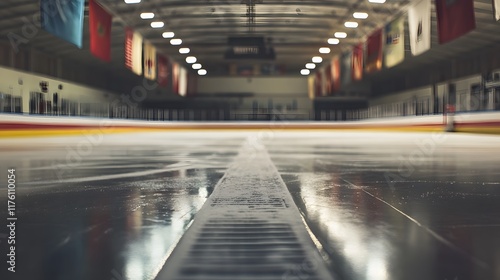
[0,130,500,280]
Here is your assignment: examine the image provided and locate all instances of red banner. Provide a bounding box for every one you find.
[352,43,364,81]
[365,29,382,73]
[435,0,476,44]
[89,0,112,62]
[157,55,169,88]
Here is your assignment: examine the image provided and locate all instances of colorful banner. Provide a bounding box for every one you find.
[157,55,169,88]
[89,0,112,62]
[331,57,341,93]
[352,43,364,81]
[341,51,352,86]
[408,0,432,56]
[40,0,85,48]
[308,75,315,100]
[178,67,188,97]
[493,0,500,21]
[384,16,405,68]
[143,42,156,80]
[125,27,143,76]
[365,29,383,73]
[435,0,476,44]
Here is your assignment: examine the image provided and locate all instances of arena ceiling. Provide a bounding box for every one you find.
[0,0,499,77]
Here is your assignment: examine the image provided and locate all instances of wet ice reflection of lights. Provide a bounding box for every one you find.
[367,257,388,280]
[298,172,392,280]
[125,257,144,280]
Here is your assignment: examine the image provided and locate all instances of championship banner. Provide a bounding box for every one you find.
[331,57,341,93]
[352,43,364,81]
[408,0,431,56]
[40,0,85,48]
[308,75,315,100]
[365,29,383,73]
[143,42,156,80]
[493,0,500,21]
[384,16,405,68]
[157,55,169,88]
[435,0,476,44]
[89,0,112,62]
[341,51,352,86]
[125,27,143,76]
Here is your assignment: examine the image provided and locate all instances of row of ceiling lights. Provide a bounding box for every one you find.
[133,7,207,75]
[301,0,385,75]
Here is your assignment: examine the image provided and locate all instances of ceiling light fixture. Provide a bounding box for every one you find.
[170,38,182,45]
[306,63,316,69]
[368,0,386,3]
[334,32,347,38]
[300,69,310,75]
[179,48,190,54]
[150,21,164,28]
[312,56,323,63]
[328,38,340,45]
[198,69,207,75]
[186,56,197,63]
[344,22,359,28]
[353,12,369,19]
[140,13,154,19]
[162,32,175,38]
[124,0,141,4]
[192,63,202,70]
[319,47,331,54]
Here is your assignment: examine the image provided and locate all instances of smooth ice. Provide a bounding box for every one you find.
[0,131,499,280]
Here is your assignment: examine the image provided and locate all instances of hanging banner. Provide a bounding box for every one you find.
[495,0,500,21]
[365,29,383,73]
[143,42,156,80]
[308,75,315,100]
[178,67,188,97]
[89,0,112,62]
[352,43,364,81]
[324,65,332,95]
[331,57,341,93]
[384,16,405,68]
[435,0,476,44]
[408,0,432,56]
[315,70,322,97]
[341,51,352,86]
[125,27,143,76]
[172,63,180,94]
[40,0,85,48]
[157,55,169,88]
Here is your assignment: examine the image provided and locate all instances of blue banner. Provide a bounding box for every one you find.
[41,0,85,48]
